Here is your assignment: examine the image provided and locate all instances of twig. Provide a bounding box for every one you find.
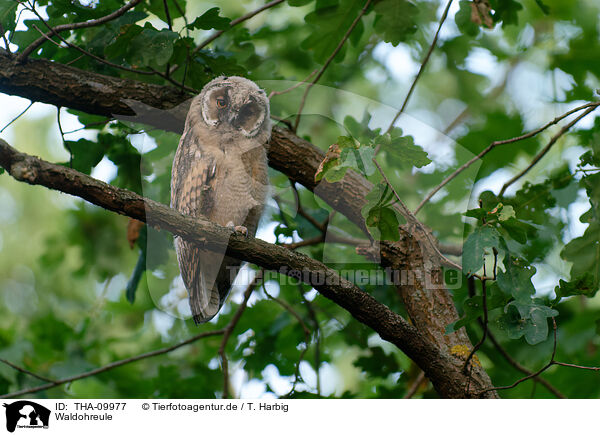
[268,69,319,99]
[294,0,372,131]
[462,277,488,373]
[382,0,453,138]
[162,0,173,30]
[0,329,225,399]
[56,107,71,168]
[297,284,321,395]
[477,318,558,396]
[498,105,598,196]
[552,361,600,371]
[219,271,262,398]
[290,182,326,232]
[162,0,173,78]
[168,0,285,75]
[443,58,519,136]
[196,0,284,52]
[403,370,426,398]
[485,331,566,398]
[415,101,600,214]
[24,5,197,94]
[17,0,143,62]
[282,233,363,250]
[65,54,85,65]
[0,101,34,133]
[0,358,55,383]
[63,120,111,135]
[262,282,312,397]
[0,21,12,54]
[438,242,462,257]
[171,0,189,32]
[11,4,28,46]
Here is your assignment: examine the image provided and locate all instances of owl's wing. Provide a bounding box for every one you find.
[171,135,224,324]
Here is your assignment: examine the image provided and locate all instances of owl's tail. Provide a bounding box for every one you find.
[175,238,241,324]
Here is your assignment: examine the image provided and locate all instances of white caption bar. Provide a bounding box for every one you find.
[0,399,594,434]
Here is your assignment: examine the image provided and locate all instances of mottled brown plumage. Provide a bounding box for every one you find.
[171,76,270,324]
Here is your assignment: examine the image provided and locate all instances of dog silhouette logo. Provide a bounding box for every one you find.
[3,401,50,432]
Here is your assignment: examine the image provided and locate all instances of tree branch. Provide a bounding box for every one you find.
[0,329,225,399]
[416,101,600,214]
[383,0,453,137]
[196,0,284,52]
[294,0,372,131]
[16,0,143,62]
[219,274,260,399]
[0,100,33,133]
[498,105,598,196]
[0,138,496,398]
[168,0,286,75]
[0,358,55,383]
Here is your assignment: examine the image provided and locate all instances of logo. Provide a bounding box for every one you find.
[3,401,50,432]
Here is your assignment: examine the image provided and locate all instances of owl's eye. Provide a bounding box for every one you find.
[216,97,227,108]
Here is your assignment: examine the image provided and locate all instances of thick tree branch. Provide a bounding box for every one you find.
[0,139,495,398]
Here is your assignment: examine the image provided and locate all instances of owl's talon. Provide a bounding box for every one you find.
[226,222,249,237]
[234,226,249,237]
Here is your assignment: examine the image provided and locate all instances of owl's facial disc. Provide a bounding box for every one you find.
[232,96,266,137]
[201,85,231,126]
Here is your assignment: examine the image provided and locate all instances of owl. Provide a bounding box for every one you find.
[170,76,271,324]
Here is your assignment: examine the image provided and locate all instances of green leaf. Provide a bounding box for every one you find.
[189,7,231,30]
[316,137,376,182]
[462,226,501,275]
[534,0,550,14]
[373,0,418,46]
[146,0,187,23]
[100,133,142,193]
[343,114,380,144]
[361,183,404,241]
[377,128,431,169]
[104,24,144,63]
[554,275,599,301]
[455,1,479,36]
[489,0,523,25]
[66,138,106,174]
[353,346,400,379]
[0,1,18,34]
[498,205,515,221]
[302,0,365,63]
[288,0,314,6]
[128,25,179,67]
[499,217,531,244]
[497,256,536,302]
[508,301,558,345]
[560,221,600,296]
[364,205,400,241]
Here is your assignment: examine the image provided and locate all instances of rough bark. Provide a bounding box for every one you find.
[0,49,498,397]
